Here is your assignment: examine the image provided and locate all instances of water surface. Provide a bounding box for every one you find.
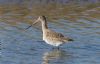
[0,1,100,64]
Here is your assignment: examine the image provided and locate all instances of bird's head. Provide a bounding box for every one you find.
[26,16,47,29]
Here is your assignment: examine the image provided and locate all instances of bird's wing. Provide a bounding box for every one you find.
[45,30,64,38]
[45,29,73,42]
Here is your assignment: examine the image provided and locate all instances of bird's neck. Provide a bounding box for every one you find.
[41,20,48,32]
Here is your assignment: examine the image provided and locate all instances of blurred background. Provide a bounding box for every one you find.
[0,0,100,64]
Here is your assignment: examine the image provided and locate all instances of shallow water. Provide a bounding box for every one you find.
[0,1,100,64]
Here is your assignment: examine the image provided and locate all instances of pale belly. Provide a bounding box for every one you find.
[43,39,63,47]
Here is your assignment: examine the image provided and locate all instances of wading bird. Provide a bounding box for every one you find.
[26,16,73,48]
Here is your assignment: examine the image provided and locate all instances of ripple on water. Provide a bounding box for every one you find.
[1,13,100,64]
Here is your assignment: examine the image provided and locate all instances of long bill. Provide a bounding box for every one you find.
[25,19,39,30]
[25,25,32,29]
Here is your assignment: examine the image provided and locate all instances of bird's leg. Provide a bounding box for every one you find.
[52,46,57,49]
[52,46,55,49]
[57,46,60,50]
[52,46,60,50]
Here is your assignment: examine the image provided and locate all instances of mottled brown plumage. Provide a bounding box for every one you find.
[43,29,73,45]
[30,16,73,47]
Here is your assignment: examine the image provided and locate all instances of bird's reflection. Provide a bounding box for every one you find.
[42,49,72,64]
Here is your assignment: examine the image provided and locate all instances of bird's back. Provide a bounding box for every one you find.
[43,29,73,43]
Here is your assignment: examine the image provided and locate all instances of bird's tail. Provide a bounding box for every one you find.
[63,37,74,42]
[68,38,74,41]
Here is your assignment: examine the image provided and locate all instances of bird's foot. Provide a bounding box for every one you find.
[52,46,60,50]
